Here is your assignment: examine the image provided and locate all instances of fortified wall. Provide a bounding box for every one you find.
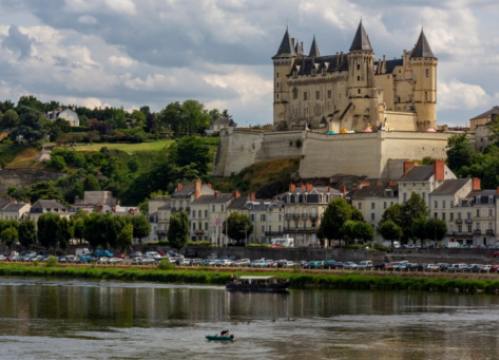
[214,129,452,179]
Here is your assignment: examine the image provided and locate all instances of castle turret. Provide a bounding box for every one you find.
[272,27,296,129]
[308,36,320,57]
[347,21,379,130]
[410,29,437,131]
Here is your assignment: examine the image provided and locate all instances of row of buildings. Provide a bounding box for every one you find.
[0,191,138,223]
[148,166,499,247]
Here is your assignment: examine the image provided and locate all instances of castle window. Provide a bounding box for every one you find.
[303,92,308,101]
[327,90,332,99]
[357,76,360,81]
[292,87,298,100]
[356,64,360,70]
[357,89,361,94]
[276,72,280,78]
[316,91,320,100]
[425,91,428,101]
[425,69,429,78]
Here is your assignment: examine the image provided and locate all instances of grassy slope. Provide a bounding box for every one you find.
[0,144,29,167]
[210,158,300,196]
[1,263,499,294]
[69,139,174,153]
[5,147,41,169]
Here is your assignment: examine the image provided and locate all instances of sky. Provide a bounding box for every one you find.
[0,0,498,126]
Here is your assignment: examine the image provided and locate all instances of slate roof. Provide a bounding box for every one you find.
[384,58,403,73]
[351,186,398,200]
[308,36,320,57]
[350,21,373,52]
[470,106,499,121]
[1,202,28,212]
[273,28,295,58]
[399,165,434,181]
[431,179,470,195]
[290,53,349,76]
[0,197,11,210]
[410,30,435,58]
[172,183,196,198]
[31,199,66,210]
[192,193,233,205]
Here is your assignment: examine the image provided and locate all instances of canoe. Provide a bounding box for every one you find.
[206,335,234,342]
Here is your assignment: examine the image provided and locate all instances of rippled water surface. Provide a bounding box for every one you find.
[1,277,499,359]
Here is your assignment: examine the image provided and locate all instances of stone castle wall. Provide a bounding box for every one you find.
[214,129,452,179]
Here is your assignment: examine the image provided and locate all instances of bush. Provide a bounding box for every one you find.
[246,243,271,248]
[45,256,58,267]
[158,258,175,270]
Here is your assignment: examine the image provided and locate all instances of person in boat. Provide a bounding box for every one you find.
[220,329,229,336]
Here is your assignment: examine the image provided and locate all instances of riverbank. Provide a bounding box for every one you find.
[1,263,499,294]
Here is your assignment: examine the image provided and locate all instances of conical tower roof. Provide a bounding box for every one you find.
[349,20,373,52]
[309,36,320,57]
[273,27,295,58]
[410,29,435,58]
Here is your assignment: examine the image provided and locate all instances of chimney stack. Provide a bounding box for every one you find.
[289,183,296,193]
[403,160,416,176]
[194,179,202,199]
[176,182,184,192]
[306,183,313,192]
[232,190,241,199]
[496,187,499,196]
[472,178,481,191]
[250,192,256,202]
[434,160,445,181]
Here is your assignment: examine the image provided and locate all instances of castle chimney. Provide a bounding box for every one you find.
[194,179,202,199]
[250,192,256,202]
[358,180,370,189]
[433,160,445,181]
[176,182,184,192]
[306,183,313,192]
[289,183,296,193]
[472,178,481,191]
[232,190,241,199]
[403,160,416,176]
[341,185,347,195]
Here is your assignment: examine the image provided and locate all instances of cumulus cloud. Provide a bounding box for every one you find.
[439,80,490,110]
[0,0,498,125]
[2,25,32,59]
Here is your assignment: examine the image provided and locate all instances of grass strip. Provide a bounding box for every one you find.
[1,264,499,294]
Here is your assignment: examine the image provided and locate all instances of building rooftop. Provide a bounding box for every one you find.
[431,179,470,196]
[192,193,233,205]
[410,29,435,58]
[351,185,398,200]
[470,106,499,121]
[1,202,28,212]
[400,165,434,181]
[350,20,373,52]
[31,199,66,210]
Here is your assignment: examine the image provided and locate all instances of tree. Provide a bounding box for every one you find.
[447,134,476,175]
[117,222,133,249]
[224,212,253,246]
[353,221,374,243]
[425,218,447,244]
[378,220,403,247]
[130,215,151,243]
[57,217,72,249]
[169,136,211,175]
[400,193,428,241]
[0,109,20,129]
[317,198,363,246]
[411,217,428,247]
[37,213,61,249]
[0,227,18,248]
[18,220,37,248]
[168,212,189,249]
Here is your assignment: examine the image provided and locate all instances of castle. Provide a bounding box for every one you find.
[273,21,437,132]
[214,21,454,180]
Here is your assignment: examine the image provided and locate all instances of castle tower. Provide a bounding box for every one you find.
[272,27,296,129]
[347,21,379,130]
[309,35,320,57]
[410,29,437,130]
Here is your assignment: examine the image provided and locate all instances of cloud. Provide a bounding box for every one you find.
[0,0,498,126]
[2,25,32,58]
[439,80,490,110]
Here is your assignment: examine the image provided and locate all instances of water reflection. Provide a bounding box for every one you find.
[1,278,499,359]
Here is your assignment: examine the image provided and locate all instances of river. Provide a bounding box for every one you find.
[1,277,499,359]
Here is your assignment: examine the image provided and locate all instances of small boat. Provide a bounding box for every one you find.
[225,276,289,293]
[205,334,234,342]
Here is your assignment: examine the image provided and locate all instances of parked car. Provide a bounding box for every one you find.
[234,258,251,267]
[357,260,373,270]
[343,261,359,270]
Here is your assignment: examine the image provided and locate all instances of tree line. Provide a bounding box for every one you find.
[0,212,150,251]
[0,96,233,145]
